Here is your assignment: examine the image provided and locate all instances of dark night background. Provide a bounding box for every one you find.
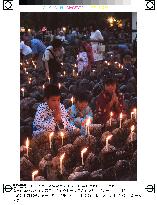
[20,12,132,31]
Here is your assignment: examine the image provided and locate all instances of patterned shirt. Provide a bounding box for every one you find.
[33,102,74,137]
[67,104,93,135]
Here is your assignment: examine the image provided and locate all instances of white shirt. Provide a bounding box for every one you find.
[42,46,65,62]
[33,102,75,137]
[20,41,32,56]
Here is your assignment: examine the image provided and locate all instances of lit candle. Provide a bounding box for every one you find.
[72,69,75,76]
[26,137,29,157]
[48,76,51,83]
[58,83,61,89]
[74,64,77,68]
[85,117,91,136]
[26,72,29,75]
[131,111,134,120]
[49,132,54,149]
[28,77,32,84]
[119,112,123,128]
[21,88,25,97]
[63,71,66,76]
[32,170,38,181]
[108,62,110,66]
[105,61,108,64]
[61,62,63,66]
[42,84,45,90]
[109,112,113,126]
[81,148,88,165]
[71,96,74,105]
[106,135,112,151]
[60,131,64,146]
[130,125,135,141]
[133,108,137,119]
[60,153,65,174]
[24,68,27,72]
[92,70,96,72]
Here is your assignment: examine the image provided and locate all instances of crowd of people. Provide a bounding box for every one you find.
[20,23,137,139]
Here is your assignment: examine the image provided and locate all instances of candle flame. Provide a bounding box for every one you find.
[81,147,88,155]
[26,137,29,148]
[60,153,65,161]
[61,62,63,66]
[131,125,135,132]
[71,96,74,104]
[58,83,61,89]
[110,112,113,117]
[42,84,45,89]
[133,108,137,114]
[32,170,38,178]
[120,112,123,119]
[106,135,112,141]
[49,132,54,138]
[86,117,91,126]
[63,71,66,75]
[74,64,77,68]
[21,88,25,92]
[60,131,64,137]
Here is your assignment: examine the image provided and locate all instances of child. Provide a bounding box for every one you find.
[77,45,88,75]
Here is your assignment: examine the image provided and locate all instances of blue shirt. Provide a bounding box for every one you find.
[67,104,93,135]
[31,38,46,55]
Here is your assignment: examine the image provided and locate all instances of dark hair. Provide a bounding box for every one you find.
[44,84,60,98]
[105,78,117,86]
[52,39,62,49]
[75,92,89,103]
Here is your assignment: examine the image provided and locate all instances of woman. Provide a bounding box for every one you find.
[33,84,75,137]
[89,24,104,74]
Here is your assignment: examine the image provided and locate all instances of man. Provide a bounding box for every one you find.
[33,84,75,137]
[20,39,32,60]
[95,78,123,125]
[42,39,64,83]
[31,34,46,69]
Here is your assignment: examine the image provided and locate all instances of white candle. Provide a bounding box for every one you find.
[21,88,25,97]
[49,132,54,149]
[74,64,77,68]
[81,148,88,165]
[109,112,113,126]
[85,117,91,136]
[130,125,135,141]
[119,112,123,128]
[58,83,61,89]
[48,77,51,83]
[32,170,38,181]
[131,112,134,120]
[26,137,29,157]
[60,153,65,174]
[133,108,137,119]
[72,69,75,76]
[106,135,112,151]
[63,71,66,76]
[42,84,45,90]
[60,131,64,146]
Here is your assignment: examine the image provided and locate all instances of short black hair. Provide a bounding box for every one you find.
[75,92,89,103]
[44,84,60,98]
[105,78,117,86]
[52,39,62,49]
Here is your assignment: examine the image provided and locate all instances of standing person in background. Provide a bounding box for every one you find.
[89,23,104,74]
[77,44,88,76]
[42,39,63,83]
[31,34,46,69]
[81,36,94,73]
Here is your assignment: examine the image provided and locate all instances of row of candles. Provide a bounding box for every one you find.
[25,135,88,180]
[104,60,124,69]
